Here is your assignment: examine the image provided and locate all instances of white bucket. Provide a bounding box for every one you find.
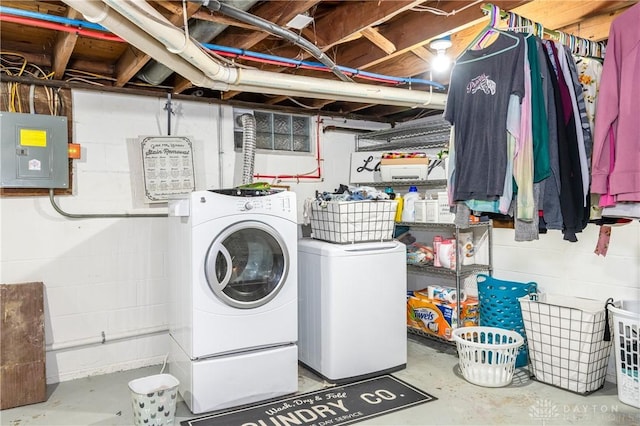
[128,373,180,426]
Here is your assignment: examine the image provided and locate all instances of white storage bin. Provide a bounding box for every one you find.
[519,294,614,394]
[310,200,397,243]
[608,300,640,408]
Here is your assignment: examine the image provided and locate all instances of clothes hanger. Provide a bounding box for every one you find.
[456,4,521,65]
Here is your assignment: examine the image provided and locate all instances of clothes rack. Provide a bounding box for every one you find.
[481,3,606,58]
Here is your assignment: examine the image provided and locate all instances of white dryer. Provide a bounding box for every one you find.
[168,189,298,414]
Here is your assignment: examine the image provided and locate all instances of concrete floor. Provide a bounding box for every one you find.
[2,336,638,426]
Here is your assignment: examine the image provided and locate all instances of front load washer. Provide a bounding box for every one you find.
[168,189,298,414]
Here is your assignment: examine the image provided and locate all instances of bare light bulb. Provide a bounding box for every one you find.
[431,50,451,73]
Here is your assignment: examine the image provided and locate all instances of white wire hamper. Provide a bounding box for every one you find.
[519,293,615,395]
[309,200,397,243]
[452,326,524,387]
[608,300,640,408]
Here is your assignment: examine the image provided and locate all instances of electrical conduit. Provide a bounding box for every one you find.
[101,0,238,84]
[61,0,446,109]
[61,0,228,90]
[0,5,444,90]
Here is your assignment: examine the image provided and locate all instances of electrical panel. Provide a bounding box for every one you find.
[0,112,69,189]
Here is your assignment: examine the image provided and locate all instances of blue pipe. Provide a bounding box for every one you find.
[203,43,446,90]
[0,5,107,31]
[1,5,446,90]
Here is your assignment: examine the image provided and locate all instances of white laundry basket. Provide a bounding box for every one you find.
[608,300,640,408]
[129,374,180,426]
[452,326,524,387]
[519,294,614,394]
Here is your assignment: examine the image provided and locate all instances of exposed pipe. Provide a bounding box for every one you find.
[198,0,352,82]
[61,0,228,90]
[49,189,168,218]
[46,326,168,352]
[101,0,238,84]
[138,0,259,85]
[0,7,444,89]
[62,0,447,108]
[253,115,323,181]
[239,113,256,185]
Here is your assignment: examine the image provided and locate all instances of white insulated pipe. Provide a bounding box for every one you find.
[102,0,238,84]
[66,0,447,109]
[62,0,229,90]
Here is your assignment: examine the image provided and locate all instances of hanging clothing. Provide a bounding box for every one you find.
[544,41,586,242]
[575,57,603,136]
[537,38,563,231]
[591,2,640,203]
[527,36,551,184]
[444,32,526,202]
[513,37,535,221]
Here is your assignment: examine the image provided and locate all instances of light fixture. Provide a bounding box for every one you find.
[285,13,314,30]
[429,36,453,73]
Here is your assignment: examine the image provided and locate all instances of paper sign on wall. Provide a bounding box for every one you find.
[349,151,384,184]
[140,136,195,203]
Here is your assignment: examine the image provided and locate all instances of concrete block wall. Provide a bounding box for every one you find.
[492,221,640,382]
[0,90,356,383]
[0,88,637,384]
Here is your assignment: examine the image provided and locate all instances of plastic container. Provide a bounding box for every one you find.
[401,186,420,222]
[452,326,524,387]
[608,300,640,408]
[394,195,404,222]
[129,374,180,426]
[477,274,537,368]
[432,236,442,267]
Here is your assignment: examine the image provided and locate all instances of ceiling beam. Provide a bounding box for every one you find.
[361,27,397,55]
[51,8,80,79]
[334,0,532,70]
[174,0,321,94]
[554,4,633,41]
[112,1,201,87]
[311,1,427,51]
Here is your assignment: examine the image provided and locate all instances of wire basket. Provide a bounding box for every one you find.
[608,300,640,408]
[476,274,537,368]
[452,326,524,388]
[519,293,615,395]
[309,200,397,243]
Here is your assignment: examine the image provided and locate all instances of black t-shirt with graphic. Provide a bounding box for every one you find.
[445,31,526,201]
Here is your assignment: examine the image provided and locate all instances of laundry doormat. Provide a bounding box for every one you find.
[181,375,436,426]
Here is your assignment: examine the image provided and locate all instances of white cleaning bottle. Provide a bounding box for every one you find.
[401,186,420,222]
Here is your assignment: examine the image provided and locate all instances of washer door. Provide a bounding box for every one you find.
[204,220,289,309]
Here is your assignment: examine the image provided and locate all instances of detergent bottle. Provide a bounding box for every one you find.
[401,186,420,222]
[394,195,404,222]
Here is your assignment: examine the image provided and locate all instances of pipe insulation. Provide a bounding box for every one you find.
[61,0,229,90]
[102,0,237,83]
[138,0,259,85]
[64,0,447,109]
[239,113,256,185]
[0,4,443,89]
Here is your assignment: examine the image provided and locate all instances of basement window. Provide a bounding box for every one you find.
[234,111,311,153]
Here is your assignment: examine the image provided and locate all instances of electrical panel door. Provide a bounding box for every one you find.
[0,112,69,189]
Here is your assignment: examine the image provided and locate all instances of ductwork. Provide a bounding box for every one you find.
[137,0,258,86]
[238,113,256,185]
[63,0,229,90]
[63,0,447,109]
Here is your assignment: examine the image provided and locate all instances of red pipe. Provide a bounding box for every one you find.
[0,14,122,42]
[253,115,323,181]
[0,13,403,86]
